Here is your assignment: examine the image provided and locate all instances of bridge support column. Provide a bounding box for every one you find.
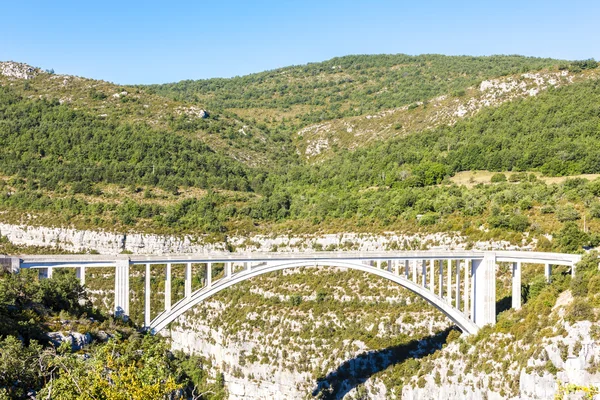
[411,260,417,282]
[145,263,151,327]
[455,260,461,310]
[47,267,53,279]
[185,262,192,298]
[114,258,130,318]
[472,254,496,327]
[438,260,443,297]
[206,263,212,288]
[76,266,85,286]
[422,260,427,288]
[464,259,470,316]
[447,260,452,303]
[0,256,20,273]
[165,263,172,311]
[246,262,251,272]
[226,262,232,278]
[545,263,551,283]
[430,260,435,292]
[512,262,522,310]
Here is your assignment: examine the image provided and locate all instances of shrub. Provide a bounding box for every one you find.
[565,298,594,324]
[491,173,507,183]
[556,205,580,222]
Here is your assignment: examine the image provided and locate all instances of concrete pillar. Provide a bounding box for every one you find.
[47,267,53,279]
[422,260,427,288]
[165,263,172,311]
[206,263,212,288]
[246,261,251,272]
[470,260,475,319]
[185,262,192,298]
[76,266,85,286]
[412,260,417,282]
[0,256,20,273]
[377,260,381,269]
[472,254,496,327]
[545,263,551,283]
[387,260,392,273]
[455,260,461,310]
[145,263,151,327]
[226,262,232,278]
[464,259,470,316]
[404,260,408,278]
[114,258,130,317]
[447,260,452,303]
[430,259,435,292]
[438,260,444,298]
[512,262,522,310]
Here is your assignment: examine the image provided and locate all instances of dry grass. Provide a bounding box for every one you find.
[450,170,600,188]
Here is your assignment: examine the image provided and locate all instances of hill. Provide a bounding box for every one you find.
[1,56,600,249]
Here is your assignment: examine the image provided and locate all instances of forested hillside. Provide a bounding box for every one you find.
[0,56,599,250]
[148,54,561,128]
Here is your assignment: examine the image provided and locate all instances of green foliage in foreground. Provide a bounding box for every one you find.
[0,270,225,399]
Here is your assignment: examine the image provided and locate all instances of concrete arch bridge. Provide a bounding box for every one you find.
[1,251,581,335]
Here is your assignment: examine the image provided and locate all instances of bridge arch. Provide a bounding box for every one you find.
[149,259,478,335]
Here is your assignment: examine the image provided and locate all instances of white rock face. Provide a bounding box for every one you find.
[0,61,39,79]
[171,314,313,399]
[0,222,534,255]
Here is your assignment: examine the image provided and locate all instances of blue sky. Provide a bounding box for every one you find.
[1,0,598,84]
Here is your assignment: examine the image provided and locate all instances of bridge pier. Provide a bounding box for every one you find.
[76,266,85,286]
[455,260,460,309]
[114,258,130,317]
[206,263,212,288]
[464,259,470,317]
[165,263,172,311]
[145,263,151,327]
[0,256,20,273]
[512,261,522,310]
[185,262,192,298]
[447,260,452,303]
[429,260,435,292]
[545,263,552,283]
[472,254,496,327]
[438,260,443,298]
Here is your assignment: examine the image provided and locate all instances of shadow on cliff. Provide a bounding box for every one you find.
[311,327,456,399]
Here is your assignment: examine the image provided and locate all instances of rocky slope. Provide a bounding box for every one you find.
[296,68,599,160]
[0,222,534,255]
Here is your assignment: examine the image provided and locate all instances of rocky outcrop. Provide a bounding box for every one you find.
[0,61,39,79]
[46,331,93,351]
[0,222,534,255]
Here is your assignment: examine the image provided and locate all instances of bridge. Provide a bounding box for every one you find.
[0,251,581,335]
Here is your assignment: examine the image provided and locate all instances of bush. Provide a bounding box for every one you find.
[556,222,588,253]
[565,298,594,324]
[508,214,530,232]
[556,205,580,222]
[418,212,439,226]
[491,173,507,183]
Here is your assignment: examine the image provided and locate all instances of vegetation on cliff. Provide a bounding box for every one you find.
[0,268,225,399]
